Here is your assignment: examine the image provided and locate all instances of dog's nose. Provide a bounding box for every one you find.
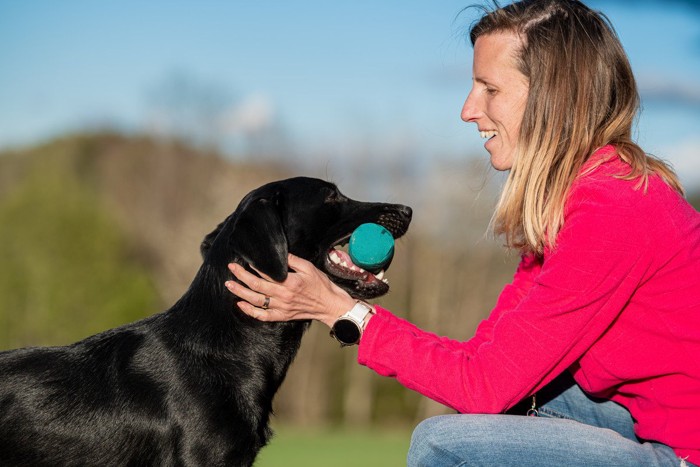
[399,205,412,220]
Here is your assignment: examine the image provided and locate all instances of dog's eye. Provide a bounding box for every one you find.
[324,189,342,204]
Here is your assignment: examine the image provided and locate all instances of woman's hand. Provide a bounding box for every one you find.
[225,253,356,328]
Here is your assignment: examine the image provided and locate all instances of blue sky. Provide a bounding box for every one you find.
[1,1,699,190]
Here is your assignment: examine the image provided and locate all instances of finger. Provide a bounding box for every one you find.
[237,301,289,323]
[228,263,271,294]
[248,265,278,284]
[236,301,270,321]
[225,280,269,308]
[287,253,314,274]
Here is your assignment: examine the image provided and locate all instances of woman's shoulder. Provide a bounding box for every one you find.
[569,145,681,210]
[565,146,699,242]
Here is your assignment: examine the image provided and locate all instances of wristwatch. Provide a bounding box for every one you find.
[330,301,374,346]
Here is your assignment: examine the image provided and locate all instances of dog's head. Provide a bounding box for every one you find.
[201,177,411,300]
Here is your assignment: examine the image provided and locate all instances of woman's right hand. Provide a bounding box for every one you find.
[225,253,357,328]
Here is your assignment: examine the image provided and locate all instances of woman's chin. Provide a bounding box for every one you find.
[485,144,511,171]
[489,155,513,171]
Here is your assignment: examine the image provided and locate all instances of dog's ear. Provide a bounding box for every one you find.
[200,217,229,260]
[230,196,288,282]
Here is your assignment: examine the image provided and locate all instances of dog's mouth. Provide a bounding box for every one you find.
[322,214,408,299]
[324,234,389,287]
[323,241,390,299]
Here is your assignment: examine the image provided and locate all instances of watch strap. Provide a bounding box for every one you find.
[345,301,374,325]
[330,301,374,346]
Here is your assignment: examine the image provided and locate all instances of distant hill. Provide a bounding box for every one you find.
[0,132,293,348]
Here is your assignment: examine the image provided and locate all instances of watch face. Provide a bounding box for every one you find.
[332,319,361,345]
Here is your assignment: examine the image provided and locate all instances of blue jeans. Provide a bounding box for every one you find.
[407,373,694,466]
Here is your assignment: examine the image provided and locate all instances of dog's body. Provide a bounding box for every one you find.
[0,177,411,466]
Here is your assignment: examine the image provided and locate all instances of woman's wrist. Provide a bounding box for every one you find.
[327,300,376,347]
[321,294,357,328]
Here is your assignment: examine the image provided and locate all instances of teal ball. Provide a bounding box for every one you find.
[349,223,395,271]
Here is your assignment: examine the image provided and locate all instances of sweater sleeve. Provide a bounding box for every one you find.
[358,177,652,414]
[359,253,541,359]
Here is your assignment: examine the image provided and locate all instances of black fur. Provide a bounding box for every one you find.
[0,177,412,467]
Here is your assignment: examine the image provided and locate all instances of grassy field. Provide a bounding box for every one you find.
[255,426,412,467]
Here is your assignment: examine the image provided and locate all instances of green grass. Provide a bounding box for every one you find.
[255,427,412,467]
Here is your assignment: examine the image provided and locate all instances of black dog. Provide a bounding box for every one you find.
[0,177,411,467]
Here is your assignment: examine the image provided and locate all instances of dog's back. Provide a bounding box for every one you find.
[0,304,306,466]
[0,318,180,465]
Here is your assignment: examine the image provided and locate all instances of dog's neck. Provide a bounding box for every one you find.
[164,257,310,390]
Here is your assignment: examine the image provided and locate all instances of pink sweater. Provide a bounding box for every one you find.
[358,146,700,462]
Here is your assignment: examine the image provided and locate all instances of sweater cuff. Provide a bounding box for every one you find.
[358,305,406,368]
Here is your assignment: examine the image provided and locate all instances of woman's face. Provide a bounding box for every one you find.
[461,32,529,171]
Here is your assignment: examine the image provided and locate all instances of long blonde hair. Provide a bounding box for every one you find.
[470,0,683,255]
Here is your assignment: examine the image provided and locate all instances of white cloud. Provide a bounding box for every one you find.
[220,93,275,136]
[638,74,700,109]
[660,137,700,192]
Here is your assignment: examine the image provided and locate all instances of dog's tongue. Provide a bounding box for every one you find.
[329,249,363,273]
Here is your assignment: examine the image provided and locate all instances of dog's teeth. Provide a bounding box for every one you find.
[381,277,389,284]
[376,270,385,280]
[341,261,349,268]
[330,252,341,264]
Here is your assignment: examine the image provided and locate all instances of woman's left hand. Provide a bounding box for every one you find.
[225,253,356,328]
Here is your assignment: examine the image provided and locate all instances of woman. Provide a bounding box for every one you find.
[225,0,700,465]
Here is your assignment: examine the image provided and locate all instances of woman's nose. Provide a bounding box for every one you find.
[461,90,481,123]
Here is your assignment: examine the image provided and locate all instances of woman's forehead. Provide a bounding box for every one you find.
[472,32,526,84]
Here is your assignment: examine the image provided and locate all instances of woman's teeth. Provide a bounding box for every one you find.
[480,130,498,139]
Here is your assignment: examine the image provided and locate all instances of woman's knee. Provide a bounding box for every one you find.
[408,416,453,466]
[407,413,536,466]
[410,415,448,448]
[407,415,479,467]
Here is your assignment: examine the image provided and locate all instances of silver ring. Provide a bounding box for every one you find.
[262,296,270,310]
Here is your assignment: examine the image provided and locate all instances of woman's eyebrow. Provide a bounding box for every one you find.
[473,76,496,87]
